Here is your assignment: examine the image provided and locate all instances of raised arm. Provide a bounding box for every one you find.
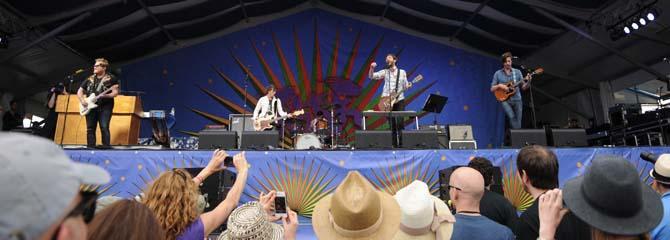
[368,62,385,80]
[200,151,250,235]
[193,149,228,185]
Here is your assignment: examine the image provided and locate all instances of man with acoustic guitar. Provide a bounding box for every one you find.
[490,52,532,129]
[369,53,411,147]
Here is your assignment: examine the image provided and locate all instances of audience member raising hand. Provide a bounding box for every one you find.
[143,150,250,240]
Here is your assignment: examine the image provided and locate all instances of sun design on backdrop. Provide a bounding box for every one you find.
[180,19,436,146]
[366,157,440,195]
[501,159,534,212]
[245,156,338,217]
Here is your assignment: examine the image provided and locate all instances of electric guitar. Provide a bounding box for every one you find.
[493,68,543,102]
[253,109,305,131]
[378,74,423,111]
[79,87,114,116]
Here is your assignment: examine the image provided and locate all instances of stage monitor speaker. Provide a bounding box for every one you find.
[548,128,588,147]
[439,166,503,203]
[229,114,254,146]
[449,140,477,149]
[198,129,237,149]
[509,129,547,148]
[182,168,236,234]
[448,124,474,141]
[403,130,439,149]
[240,131,278,150]
[355,130,392,149]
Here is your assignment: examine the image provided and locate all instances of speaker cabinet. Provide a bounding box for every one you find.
[548,128,588,147]
[355,130,393,149]
[403,130,439,149]
[182,168,236,234]
[198,129,237,149]
[240,131,278,150]
[509,129,547,148]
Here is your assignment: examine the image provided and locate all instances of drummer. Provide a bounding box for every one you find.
[311,111,328,133]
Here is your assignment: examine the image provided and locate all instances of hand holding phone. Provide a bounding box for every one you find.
[274,191,287,217]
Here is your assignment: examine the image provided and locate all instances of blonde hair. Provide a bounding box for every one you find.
[95,58,109,67]
[143,169,200,240]
[87,58,111,82]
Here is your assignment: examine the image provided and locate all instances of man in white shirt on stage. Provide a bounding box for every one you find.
[368,53,411,147]
[252,85,292,131]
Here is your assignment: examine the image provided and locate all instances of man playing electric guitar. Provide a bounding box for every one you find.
[490,52,532,129]
[252,85,294,131]
[77,58,119,149]
[368,53,411,147]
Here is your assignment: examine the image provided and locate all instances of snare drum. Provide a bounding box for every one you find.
[295,133,322,150]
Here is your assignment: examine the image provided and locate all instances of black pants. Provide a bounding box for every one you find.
[86,103,113,147]
[389,99,405,147]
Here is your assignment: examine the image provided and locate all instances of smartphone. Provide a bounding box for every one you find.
[274,191,287,217]
[224,156,234,168]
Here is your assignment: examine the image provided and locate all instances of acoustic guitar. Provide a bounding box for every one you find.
[493,68,543,102]
[378,74,423,111]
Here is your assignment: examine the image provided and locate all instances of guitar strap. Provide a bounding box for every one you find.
[393,67,400,93]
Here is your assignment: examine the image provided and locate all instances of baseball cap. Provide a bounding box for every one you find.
[0,133,110,240]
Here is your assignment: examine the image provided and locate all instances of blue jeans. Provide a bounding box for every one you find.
[501,100,522,129]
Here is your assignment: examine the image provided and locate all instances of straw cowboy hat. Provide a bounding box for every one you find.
[393,180,455,240]
[218,201,284,240]
[312,171,401,240]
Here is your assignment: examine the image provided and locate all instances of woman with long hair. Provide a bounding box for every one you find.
[143,150,249,240]
[87,199,165,240]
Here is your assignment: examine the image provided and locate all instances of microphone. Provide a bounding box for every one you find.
[512,56,519,59]
[73,69,84,75]
[640,152,658,164]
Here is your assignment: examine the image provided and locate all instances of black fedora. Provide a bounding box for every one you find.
[563,155,663,235]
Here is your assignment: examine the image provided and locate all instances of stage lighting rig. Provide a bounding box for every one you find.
[607,1,661,41]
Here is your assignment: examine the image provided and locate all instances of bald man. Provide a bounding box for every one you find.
[449,167,515,240]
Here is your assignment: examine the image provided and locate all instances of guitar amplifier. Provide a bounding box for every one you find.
[448,125,474,141]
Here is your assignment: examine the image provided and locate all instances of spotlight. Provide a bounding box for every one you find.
[0,33,8,49]
[631,22,639,30]
[624,26,631,34]
[639,17,647,26]
[647,12,655,21]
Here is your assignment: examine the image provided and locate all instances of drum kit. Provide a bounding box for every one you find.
[290,103,344,150]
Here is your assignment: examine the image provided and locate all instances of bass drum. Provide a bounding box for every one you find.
[295,133,322,150]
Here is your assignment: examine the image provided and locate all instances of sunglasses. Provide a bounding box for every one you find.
[49,191,98,240]
[93,64,107,68]
[66,190,98,223]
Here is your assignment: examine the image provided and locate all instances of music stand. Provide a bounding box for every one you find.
[422,94,448,125]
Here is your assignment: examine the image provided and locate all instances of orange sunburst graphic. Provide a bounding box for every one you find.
[185,18,437,146]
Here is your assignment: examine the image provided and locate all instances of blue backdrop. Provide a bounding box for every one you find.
[121,9,505,147]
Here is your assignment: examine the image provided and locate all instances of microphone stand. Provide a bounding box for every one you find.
[240,69,250,149]
[59,75,75,147]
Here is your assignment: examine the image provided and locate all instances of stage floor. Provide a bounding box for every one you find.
[67,147,669,239]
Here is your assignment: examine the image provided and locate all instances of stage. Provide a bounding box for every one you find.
[66,146,667,239]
